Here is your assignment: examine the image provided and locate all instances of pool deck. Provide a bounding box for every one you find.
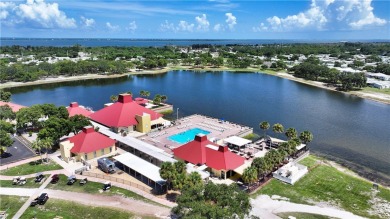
[138,114,253,155]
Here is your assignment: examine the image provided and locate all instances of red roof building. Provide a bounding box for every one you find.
[134,97,149,105]
[0,101,26,112]
[69,126,116,153]
[89,94,162,129]
[66,102,93,117]
[173,134,245,178]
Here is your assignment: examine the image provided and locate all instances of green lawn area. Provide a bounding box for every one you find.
[298,155,323,169]
[0,195,27,218]
[0,159,63,176]
[21,197,155,219]
[0,175,49,188]
[253,155,390,219]
[46,174,165,207]
[361,87,390,95]
[277,212,331,219]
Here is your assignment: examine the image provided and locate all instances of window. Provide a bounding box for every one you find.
[109,147,112,153]
[94,151,97,158]
[84,154,88,160]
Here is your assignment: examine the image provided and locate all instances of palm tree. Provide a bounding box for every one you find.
[174,160,186,174]
[40,137,52,162]
[285,127,297,140]
[110,95,118,103]
[139,90,145,97]
[160,95,168,103]
[31,139,43,161]
[144,91,151,98]
[259,121,270,139]
[242,166,258,188]
[159,162,176,190]
[272,123,284,139]
[299,131,313,148]
[186,172,203,187]
[251,157,267,179]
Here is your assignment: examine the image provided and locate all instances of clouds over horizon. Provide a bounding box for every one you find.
[253,0,387,32]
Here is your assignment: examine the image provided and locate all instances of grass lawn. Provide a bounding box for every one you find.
[298,155,323,169]
[0,195,27,218]
[277,212,331,219]
[361,87,390,95]
[253,155,390,219]
[22,197,156,219]
[46,175,165,207]
[0,175,49,188]
[0,159,62,176]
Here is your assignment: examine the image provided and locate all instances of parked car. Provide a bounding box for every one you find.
[51,174,59,184]
[67,175,77,185]
[79,178,88,186]
[103,181,111,191]
[13,176,21,185]
[18,177,26,185]
[31,193,49,206]
[35,173,44,183]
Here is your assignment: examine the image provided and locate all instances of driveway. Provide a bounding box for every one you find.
[0,136,36,166]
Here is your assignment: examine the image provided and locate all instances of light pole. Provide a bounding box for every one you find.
[176,108,179,122]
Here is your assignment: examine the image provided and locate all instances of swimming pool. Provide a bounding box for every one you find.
[168,128,210,144]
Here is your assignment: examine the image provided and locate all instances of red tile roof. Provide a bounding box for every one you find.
[173,134,245,171]
[69,126,116,153]
[134,97,148,105]
[205,145,245,170]
[89,94,162,128]
[0,101,26,112]
[66,102,93,117]
[172,134,208,165]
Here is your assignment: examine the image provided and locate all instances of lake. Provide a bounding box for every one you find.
[7,71,390,183]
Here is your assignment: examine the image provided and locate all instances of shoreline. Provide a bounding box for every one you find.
[1,67,389,105]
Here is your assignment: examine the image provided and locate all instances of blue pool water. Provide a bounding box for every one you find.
[168,128,210,144]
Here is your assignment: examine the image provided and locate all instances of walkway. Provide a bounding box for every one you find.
[0,188,171,218]
[12,173,53,219]
[250,195,366,219]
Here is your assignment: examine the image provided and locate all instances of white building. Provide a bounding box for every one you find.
[272,162,308,185]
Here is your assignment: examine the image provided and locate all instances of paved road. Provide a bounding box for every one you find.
[250,195,367,219]
[0,187,171,218]
[0,136,36,166]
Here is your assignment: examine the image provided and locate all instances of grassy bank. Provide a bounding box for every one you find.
[22,197,154,219]
[46,174,164,207]
[253,155,390,219]
[277,212,331,219]
[0,159,62,176]
[0,195,27,218]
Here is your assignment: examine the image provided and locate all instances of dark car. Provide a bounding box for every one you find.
[37,193,49,204]
[51,174,59,184]
[35,173,45,183]
[103,181,111,191]
[67,175,77,185]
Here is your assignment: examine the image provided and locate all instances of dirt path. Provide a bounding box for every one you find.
[251,195,366,219]
[0,188,171,218]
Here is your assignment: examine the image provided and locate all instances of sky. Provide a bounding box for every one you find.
[1,0,390,40]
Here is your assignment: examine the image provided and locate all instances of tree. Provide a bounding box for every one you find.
[285,127,297,140]
[185,172,203,188]
[38,117,71,144]
[110,95,118,102]
[251,157,268,179]
[0,130,13,156]
[0,105,16,120]
[31,139,44,161]
[159,162,176,190]
[272,123,284,138]
[160,95,168,103]
[173,182,251,219]
[153,94,162,105]
[0,90,11,102]
[69,115,91,134]
[16,105,43,129]
[259,121,270,138]
[299,131,313,148]
[0,120,15,134]
[242,166,258,187]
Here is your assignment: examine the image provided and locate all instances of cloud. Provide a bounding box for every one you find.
[126,21,137,32]
[106,22,119,31]
[195,14,209,31]
[1,0,76,28]
[159,20,176,32]
[225,12,236,30]
[254,0,387,32]
[17,0,76,28]
[213,23,224,32]
[80,16,95,28]
[178,20,194,32]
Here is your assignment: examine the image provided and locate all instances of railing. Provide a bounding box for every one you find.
[81,171,153,194]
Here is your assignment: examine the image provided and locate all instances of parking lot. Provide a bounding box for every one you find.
[0,136,36,166]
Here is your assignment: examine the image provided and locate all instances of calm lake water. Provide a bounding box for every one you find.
[7,71,390,182]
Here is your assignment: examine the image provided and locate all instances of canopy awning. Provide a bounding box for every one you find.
[151,117,167,126]
[224,136,251,147]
